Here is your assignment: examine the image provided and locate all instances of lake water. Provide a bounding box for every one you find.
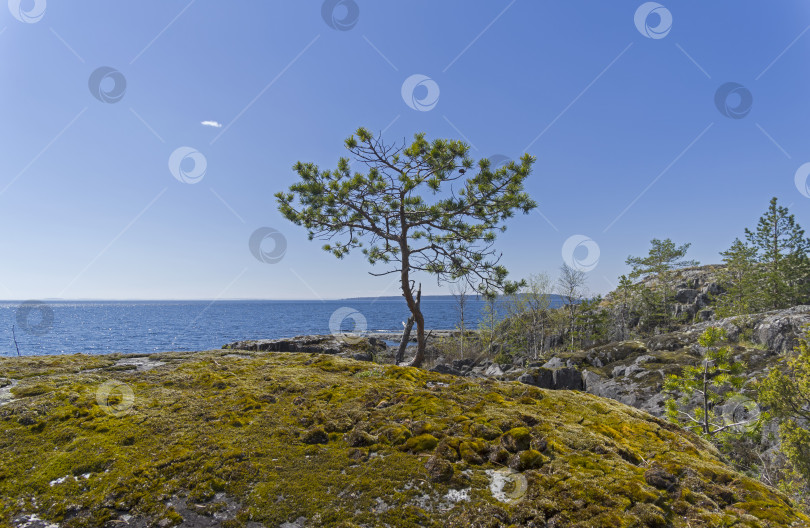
[0,297,561,356]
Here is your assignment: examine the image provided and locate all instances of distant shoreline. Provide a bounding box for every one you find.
[368,329,459,343]
[0,294,562,303]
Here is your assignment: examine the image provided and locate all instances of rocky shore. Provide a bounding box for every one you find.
[222,330,457,362]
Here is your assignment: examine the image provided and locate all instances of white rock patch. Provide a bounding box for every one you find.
[486,468,528,503]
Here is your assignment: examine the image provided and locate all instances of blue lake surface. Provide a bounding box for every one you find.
[0,297,529,356]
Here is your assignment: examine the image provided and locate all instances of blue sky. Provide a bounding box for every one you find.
[1,0,809,300]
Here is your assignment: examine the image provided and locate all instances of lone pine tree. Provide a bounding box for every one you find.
[276,127,536,367]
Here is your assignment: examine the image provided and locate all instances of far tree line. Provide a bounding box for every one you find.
[437,196,810,365]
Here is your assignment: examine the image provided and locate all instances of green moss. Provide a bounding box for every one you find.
[435,437,460,461]
[458,440,487,465]
[0,350,806,527]
[11,382,54,398]
[509,449,547,471]
[302,427,329,445]
[401,434,438,453]
[377,424,411,446]
[345,429,377,447]
[468,422,500,440]
[161,508,183,526]
[501,427,532,453]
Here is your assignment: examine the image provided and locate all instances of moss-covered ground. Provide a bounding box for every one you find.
[0,350,807,527]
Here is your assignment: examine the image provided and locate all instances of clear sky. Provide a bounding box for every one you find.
[1,1,809,300]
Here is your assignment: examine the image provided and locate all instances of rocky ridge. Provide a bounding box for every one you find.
[223,334,387,362]
[1,350,807,527]
[430,306,810,416]
[604,265,727,325]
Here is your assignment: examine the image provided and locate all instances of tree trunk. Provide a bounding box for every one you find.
[395,315,414,365]
[397,219,427,368]
[457,292,465,359]
[569,305,575,351]
[400,267,426,368]
[540,318,546,356]
[395,284,421,365]
[459,319,465,359]
[703,361,710,436]
[412,306,426,367]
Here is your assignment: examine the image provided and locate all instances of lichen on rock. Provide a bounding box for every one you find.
[0,349,806,527]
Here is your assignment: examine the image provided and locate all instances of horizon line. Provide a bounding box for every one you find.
[0,293,563,303]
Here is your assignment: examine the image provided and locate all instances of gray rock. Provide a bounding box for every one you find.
[0,379,18,407]
[753,306,810,353]
[584,341,647,366]
[223,334,386,360]
[553,367,584,391]
[113,356,166,371]
[584,371,627,401]
[623,363,644,377]
[518,368,555,389]
[517,373,535,385]
[695,293,711,308]
[431,364,463,377]
[280,517,309,528]
[703,282,724,295]
[537,368,556,389]
[485,364,505,377]
[675,289,699,304]
[583,370,667,415]
[542,357,566,369]
[452,358,474,371]
[529,306,810,419]
[686,305,810,353]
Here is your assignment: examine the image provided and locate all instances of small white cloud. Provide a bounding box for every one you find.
[201,120,223,128]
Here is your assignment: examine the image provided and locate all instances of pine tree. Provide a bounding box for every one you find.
[575,296,609,348]
[758,328,810,485]
[716,238,760,317]
[626,238,698,326]
[616,275,636,340]
[745,197,810,309]
[277,127,536,367]
[664,327,747,437]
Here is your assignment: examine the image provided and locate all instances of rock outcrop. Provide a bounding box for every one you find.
[223,334,386,361]
[603,265,727,329]
[428,306,810,417]
[1,351,806,526]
